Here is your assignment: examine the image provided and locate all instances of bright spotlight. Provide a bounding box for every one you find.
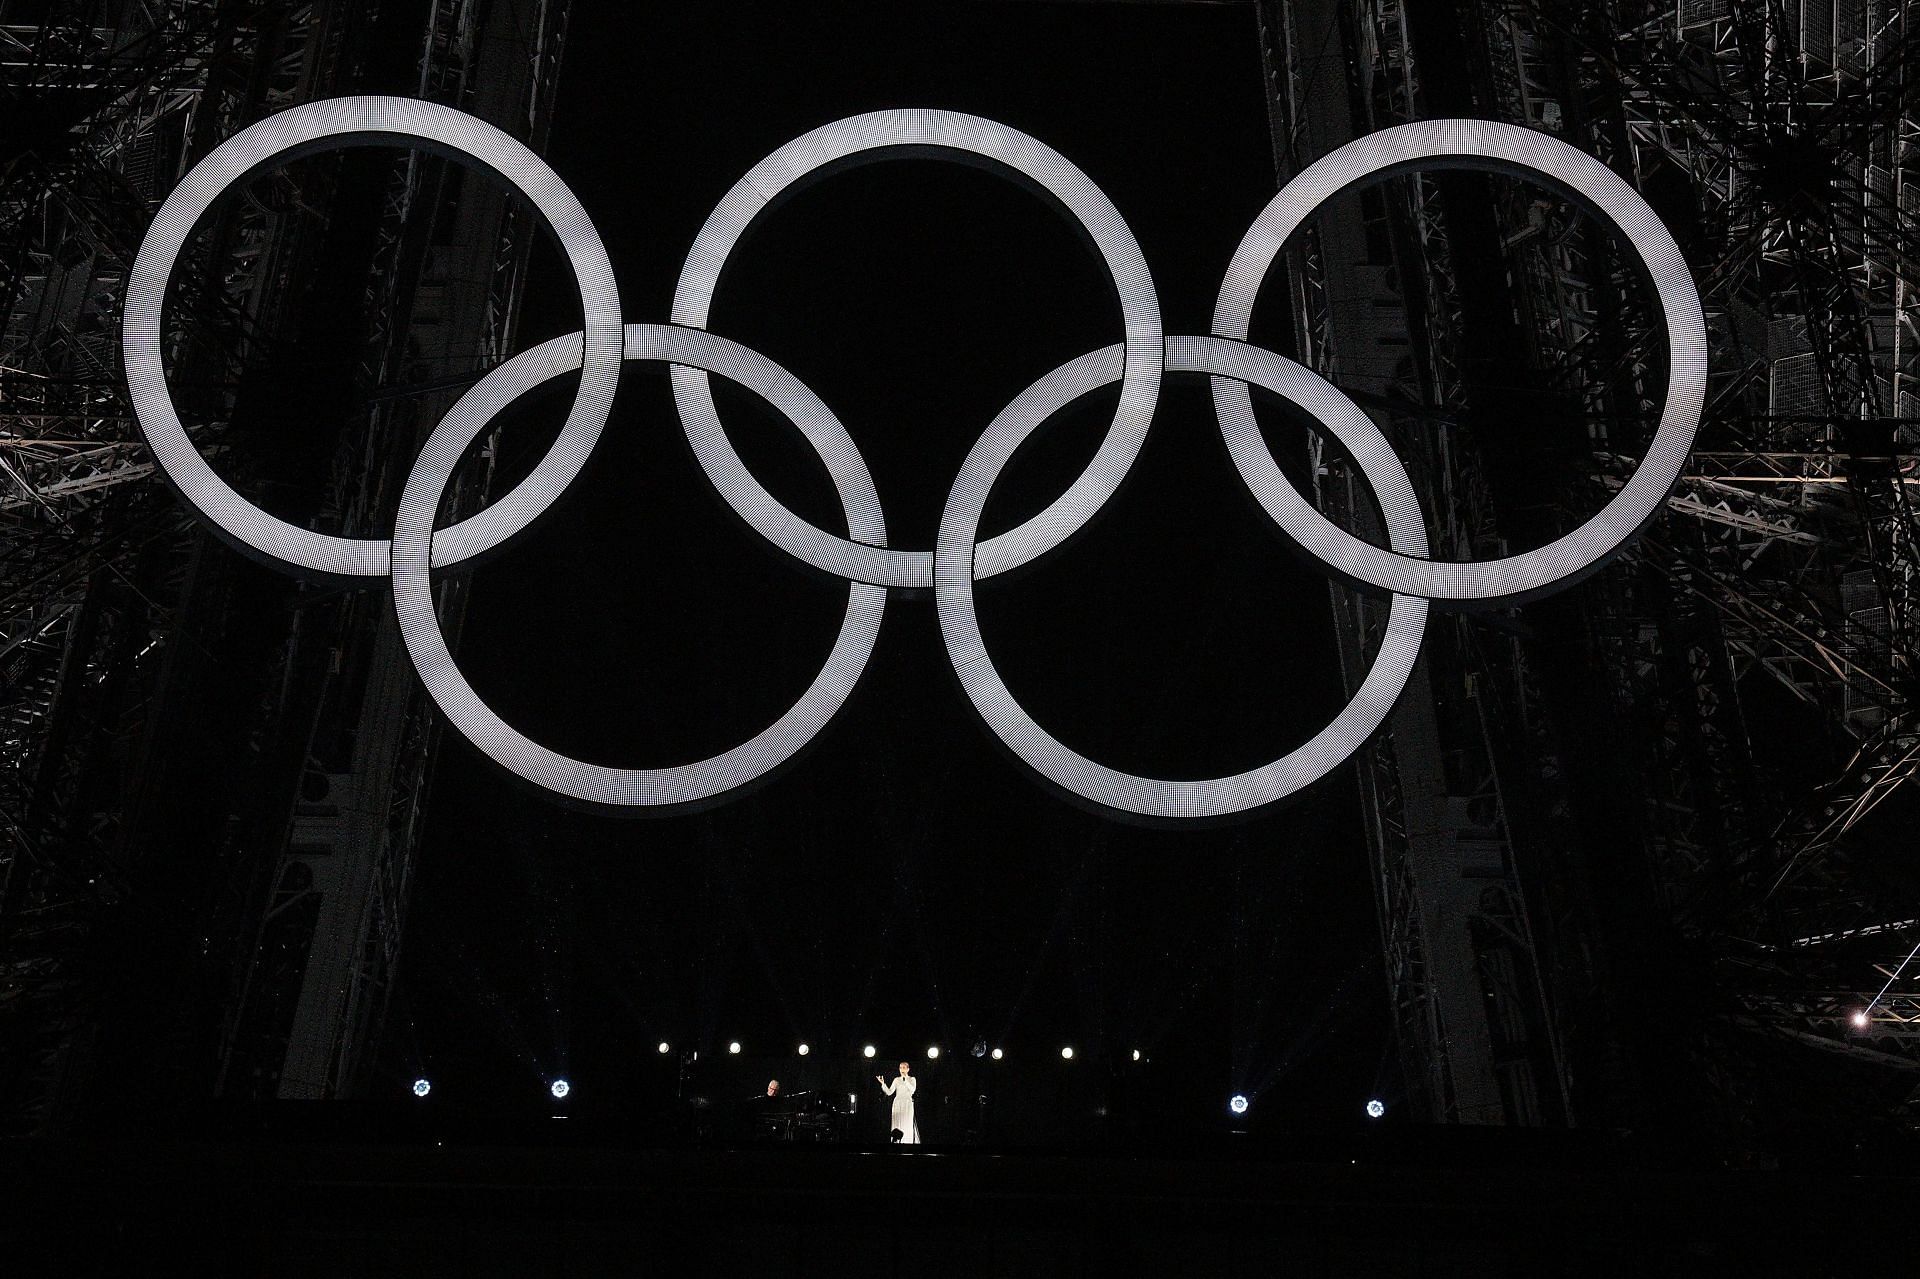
[728,1041,742,1055]
[862,1044,876,1059]
[927,1045,940,1060]
[550,1079,571,1100]
[797,1043,811,1056]
[657,1041,670,1055]
[1061,1046,1074,1060]
[412,1078,431,1098]
[1366,1099,1386,1119]
[990,1047,1004,1061]
[1131,1049,1141,1062]
[1852,1009,1871,1029]
[1229,1094,1249,1115]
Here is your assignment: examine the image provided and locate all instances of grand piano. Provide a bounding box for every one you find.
[727,1087,855,1143]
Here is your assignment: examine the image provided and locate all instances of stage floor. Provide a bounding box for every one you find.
[5,1125,1913,1275]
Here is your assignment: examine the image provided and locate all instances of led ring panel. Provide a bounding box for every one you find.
[128,97,1704,819]
[390,324,888,808]
[933,336,1430,819]
[1212,117,1706,603]
[123,96,622,577]
[669,109,1164,589]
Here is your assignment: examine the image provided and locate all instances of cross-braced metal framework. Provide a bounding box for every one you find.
[1259,0,1919,1137]
[0,0,333,1131]
[1258,0,1576,1127]
[0,0,570,1129]
[1493,0,1920,1104]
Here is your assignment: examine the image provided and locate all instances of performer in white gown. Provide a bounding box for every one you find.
[876,1061,919,1144]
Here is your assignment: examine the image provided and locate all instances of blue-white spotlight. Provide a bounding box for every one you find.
[412,1078,431,1098]
[657,1041,671,1054]
[1366,1098,1386,1119]
[1229,1093,1249,1115]
[550,1078,571,1100]
[728,1041,742,1055]
[797,1043,810,1056]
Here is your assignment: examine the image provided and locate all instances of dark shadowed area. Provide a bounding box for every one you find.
[379,0,1394,1134]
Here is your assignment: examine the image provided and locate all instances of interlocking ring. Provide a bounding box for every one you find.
[1213,119,1707,603]
[127,98,1704,818]
[934,335,1428,819]
[123,96,622,577]
[391,325,887,808]
[669,109,1163,589]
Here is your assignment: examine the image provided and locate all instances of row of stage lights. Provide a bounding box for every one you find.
[659,1041,1124,1063]
[409,1074,1390,1120]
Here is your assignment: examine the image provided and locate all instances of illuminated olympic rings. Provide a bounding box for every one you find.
[124,98,1705,818]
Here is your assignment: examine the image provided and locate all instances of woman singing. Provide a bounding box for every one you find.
[876,1060,919,1144]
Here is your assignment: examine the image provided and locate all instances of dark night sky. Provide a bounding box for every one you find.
[381,0,1396,1129]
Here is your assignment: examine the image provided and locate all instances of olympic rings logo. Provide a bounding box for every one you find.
[123,99,1705,819]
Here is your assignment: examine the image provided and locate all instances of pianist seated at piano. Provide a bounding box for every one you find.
[731,1078,846,1142]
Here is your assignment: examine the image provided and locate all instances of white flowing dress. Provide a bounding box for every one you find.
[879,1074,919,1144]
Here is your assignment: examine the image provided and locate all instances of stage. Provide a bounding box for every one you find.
[6,1121,1911,1274]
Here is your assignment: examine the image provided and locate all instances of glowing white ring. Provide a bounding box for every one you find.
[1212,118,1706,603]
[933,336,1429,820]
[670,109,1163,589]
[133,100,1706,820]
[123,96,622,577]
[390,324,886,808]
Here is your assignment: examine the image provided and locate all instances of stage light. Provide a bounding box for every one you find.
[1366,1099,1386,1119]
[412,1078,431,1098]
[797,1043,811,1056]
[971,1040,988,1058]
[550,1079,571,1100]
[1061,1046,1074,1060]
[657,1041,670,1054]
[862,1044,876,1058]
[1229,1094,1249,1115]
[927,1046,940,1060]
[1131,1049,1141,1062]
[991,1047,1003,1061]
[728,1041,742,1055]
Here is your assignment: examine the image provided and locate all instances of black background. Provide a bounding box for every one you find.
[377,0,1393,1136]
